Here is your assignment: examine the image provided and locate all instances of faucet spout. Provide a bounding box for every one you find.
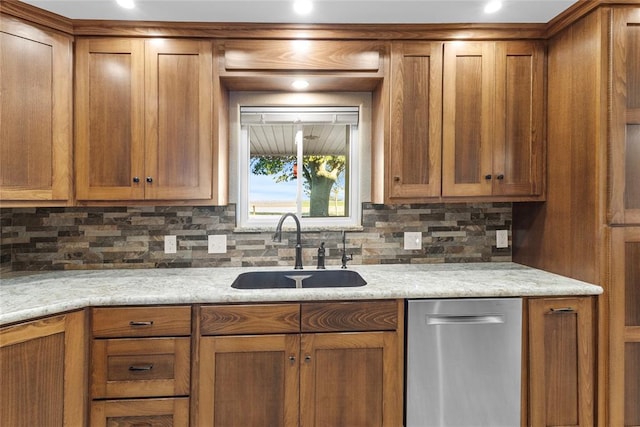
[273,213,303,269]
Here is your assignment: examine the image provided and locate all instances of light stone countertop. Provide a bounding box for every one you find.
[0,263,602,325]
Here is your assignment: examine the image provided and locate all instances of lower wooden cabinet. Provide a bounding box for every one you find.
[0,310,87,426]
[90,397,189,427]
[195,301,404,427]
[527,297,595,427]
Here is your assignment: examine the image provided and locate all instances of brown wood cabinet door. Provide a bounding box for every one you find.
[75,38,146,200]
[442,41,494,197]
[528,297,595,427]
[493,41,545,197]
[388,42,443,201]
[197,334,300,427]
[144,39,213,200]
[91,397,189,427]
[609,226,640,427]
[0,16,72,204]
[610,8,640,225]
[299,331,401,427]
[0,311,87,427]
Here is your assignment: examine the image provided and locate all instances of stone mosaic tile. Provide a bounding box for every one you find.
[0,203,511,272]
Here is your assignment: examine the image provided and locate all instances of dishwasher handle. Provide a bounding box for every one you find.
[426,314,505,325]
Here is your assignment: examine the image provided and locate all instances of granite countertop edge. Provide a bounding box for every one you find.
[0,263,603,326]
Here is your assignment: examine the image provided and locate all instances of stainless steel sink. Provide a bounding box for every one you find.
[231,270,367,289]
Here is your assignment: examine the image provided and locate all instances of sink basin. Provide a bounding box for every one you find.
[231,270,367,289]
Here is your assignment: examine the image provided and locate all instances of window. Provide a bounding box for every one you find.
[238,106,360,228]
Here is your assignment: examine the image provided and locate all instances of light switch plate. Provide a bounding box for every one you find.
[208,235,227,254]
[164,235,177,254]
[404,232,422,250]
[496,229,509,248]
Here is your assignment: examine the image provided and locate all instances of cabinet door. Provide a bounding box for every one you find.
[493,41,545,197]
[144,39,213,200]
[388,42,443,200]
[442,42,495,197]
[300,331,401,427]
[0,311,87,426]
[75,38,145,200]
[610,8,640,224]
[609,226,640,426]
[0,16,72,203]
[197,334,300,427]
[528,297,595,427]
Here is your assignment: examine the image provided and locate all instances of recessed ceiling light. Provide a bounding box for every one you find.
[116,0,135,9]
[293,0,313,15]
[292,80,310,90]
[484,0,502,14]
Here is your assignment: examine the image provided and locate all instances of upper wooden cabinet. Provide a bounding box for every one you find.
[388,42,443,200]
[443,40,545,198]
[216,39,386,91]
[385,40,545,203]
[75,38,214,202]
[610,8,640,225]
[0,15,72,205]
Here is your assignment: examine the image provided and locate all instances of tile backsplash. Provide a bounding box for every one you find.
[0,203,511,273]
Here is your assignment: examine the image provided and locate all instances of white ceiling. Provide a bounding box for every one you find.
[20,0,578,24]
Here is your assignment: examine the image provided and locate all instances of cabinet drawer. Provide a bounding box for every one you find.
[301,300,398,332]
[92,306,191,337]
[200,304,300,335]
[91,337,190,398]
[91,397,189,427]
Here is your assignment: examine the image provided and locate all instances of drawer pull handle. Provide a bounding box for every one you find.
[129,321,154,327]
[549,307,574,313]
[129,364,154,372]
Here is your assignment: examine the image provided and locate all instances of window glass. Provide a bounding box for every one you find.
[239,107,358,228]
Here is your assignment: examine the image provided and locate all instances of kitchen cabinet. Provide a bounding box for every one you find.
[609,227,640,427]
[216,39,386,92]
[0,310,87,426]
[385,40,544,203]
[610,8,640,225]
[443,41,545,198]
[0,15,72,205]
[388,41,443,200]
[90,306,191,425]
[527,297,595,427]
[75,38,214,202]
[196,301,403,427]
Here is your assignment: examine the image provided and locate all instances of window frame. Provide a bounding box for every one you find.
[237,106,361,230]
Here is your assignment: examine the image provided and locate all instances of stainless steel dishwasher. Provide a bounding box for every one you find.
[406,298,522,427]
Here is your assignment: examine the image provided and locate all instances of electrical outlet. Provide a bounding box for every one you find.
[164,235,177,254]
[208,235,227,254]
[404,232,422,250]
[496,229,509,248]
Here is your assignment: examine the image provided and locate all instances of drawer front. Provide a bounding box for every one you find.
[91,397,189,427]
[301,300,399,332]
[200,304,300,335]
[92,306,191,337]
[91,337,190,398]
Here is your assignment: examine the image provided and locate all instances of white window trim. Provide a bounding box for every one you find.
[237,110,361,230]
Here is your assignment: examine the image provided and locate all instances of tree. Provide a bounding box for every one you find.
[250,155,345,216]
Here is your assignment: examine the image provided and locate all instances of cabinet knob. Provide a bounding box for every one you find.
[484,174,492,180]
[128,364,154,372]
[497,174,505,180]
[146,177,153,183]
[132,177,140,183]
[549,307,574,313]
[394,176,401,182]
[129,320,154,327]
[289,355,296,364]
[304,355,312,363]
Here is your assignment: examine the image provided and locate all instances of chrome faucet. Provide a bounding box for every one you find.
[273,213,303,269]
